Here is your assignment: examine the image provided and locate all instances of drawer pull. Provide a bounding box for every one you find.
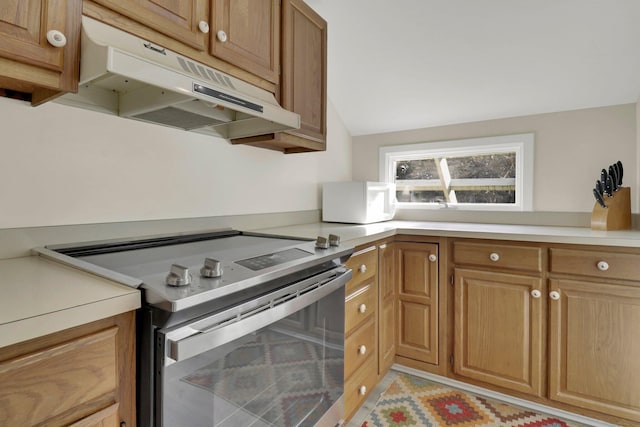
[358,345,367,355]
[549,291,560,300]
[596,261,609,271]
[358,304,367,314]
[489,252,500,262]
[531,289,541,298]
[359,264,367,273]
[359,385,367,395]
[428,254,437,262]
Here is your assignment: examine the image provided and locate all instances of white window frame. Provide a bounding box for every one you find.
[379,133,534,211]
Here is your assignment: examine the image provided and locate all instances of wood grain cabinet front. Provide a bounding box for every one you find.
[343,244,378,422]
[452,240,545,397]
[0,0,81,104]
[548,246,640,423]
[0,312,135,427]
[231,0,328,153]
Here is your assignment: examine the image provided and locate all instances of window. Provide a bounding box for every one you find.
[379,133,534,211]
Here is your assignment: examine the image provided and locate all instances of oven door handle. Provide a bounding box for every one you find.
[166,267,352,363]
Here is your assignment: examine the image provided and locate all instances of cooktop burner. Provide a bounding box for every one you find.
[40,230,353,312]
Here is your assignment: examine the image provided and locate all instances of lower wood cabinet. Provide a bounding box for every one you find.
[395,242,439,365]
[344,244,378,422]
[377,242,396,375]
[0,311,136,427]
[549,278,640,423]
[453,268,544,396]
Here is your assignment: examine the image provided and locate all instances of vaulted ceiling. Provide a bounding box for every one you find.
[305,0,640,136]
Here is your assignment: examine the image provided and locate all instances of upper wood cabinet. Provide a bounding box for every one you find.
[231,0,327,153]
[210,0,279,83]
[0,0,81,104]
[91,0,209,50]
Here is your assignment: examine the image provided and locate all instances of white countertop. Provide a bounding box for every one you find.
[255,220,640,248]
[0,256,140,348]
[4,219,640,348]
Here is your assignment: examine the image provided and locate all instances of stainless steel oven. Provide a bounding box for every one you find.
[38,229,353,427]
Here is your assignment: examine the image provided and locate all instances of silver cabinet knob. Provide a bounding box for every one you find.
[549,291,560,300]
[358,345,367,355]
[166,264,191,287]
[359,264,367,273]
[46,29,67,47]
[198,20,210,33]
[217,30,228,42]
[428,254,437,262]
[531,289,541,298]
[358,303,367,314]
[200,258,222,278]
[489,252,500,262]
[596,261,609,271]
[359,385,367,395]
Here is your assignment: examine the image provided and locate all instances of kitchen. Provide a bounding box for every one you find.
[1,1,640,426]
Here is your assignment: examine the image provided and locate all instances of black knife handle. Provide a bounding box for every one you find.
[604,175,613,196]
[609,166,618,192]
[616,160,623,186]
[593,188,607,208]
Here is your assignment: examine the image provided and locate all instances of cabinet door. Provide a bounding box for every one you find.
[396,242,439,364]
[211,0,279,83]
[0,0,80,94]
[454,268,544,396]
[549,279,640,422]
[378,243,396,375]
[92,0,209,50]
[281,0,327,144]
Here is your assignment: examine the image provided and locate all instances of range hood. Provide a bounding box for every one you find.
[56,17,300,140]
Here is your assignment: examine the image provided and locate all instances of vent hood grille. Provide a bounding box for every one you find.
[56,17,299,140]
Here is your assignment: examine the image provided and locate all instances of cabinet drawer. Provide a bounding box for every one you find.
[453,241,542,272]
[345,282,377,333]
[345,315,376,379]
[344,352,377,420]
[345,245,377,293]
[0,327,118,426]
[550,248,640,282]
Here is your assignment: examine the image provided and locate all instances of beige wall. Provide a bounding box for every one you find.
[0,97,352,229]
[353,104,637,216]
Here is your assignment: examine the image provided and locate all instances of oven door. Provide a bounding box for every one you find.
[157,266,350,427]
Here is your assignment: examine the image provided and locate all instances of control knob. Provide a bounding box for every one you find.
[315,236,330,249]
[200,258,223,278]
[166,264,191,287]
[328,234,341,246]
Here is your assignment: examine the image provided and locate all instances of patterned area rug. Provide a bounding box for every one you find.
[181,329,343,427]
[360,372,584,427]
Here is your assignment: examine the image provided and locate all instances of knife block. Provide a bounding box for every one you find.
[591,186,631,230]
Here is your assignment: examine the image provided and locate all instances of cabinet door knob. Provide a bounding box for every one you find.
[358,345,367,355]
[358,303,367,314]
[359,264,367,273]
[198,21,210,33]
[46,30,67,47]
[549,291,560,300]
[596,261,609,271]
[489,252,500,262]
[428,254,437,262]
[217,30,228,42]
[531,289,541,298]
[359,385,367,395]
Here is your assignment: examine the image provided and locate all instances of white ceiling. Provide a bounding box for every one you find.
[305,0,640,136]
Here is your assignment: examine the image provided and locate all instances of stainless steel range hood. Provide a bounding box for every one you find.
[56,16,300,140]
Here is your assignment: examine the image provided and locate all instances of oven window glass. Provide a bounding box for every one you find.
[161,288,345,427]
